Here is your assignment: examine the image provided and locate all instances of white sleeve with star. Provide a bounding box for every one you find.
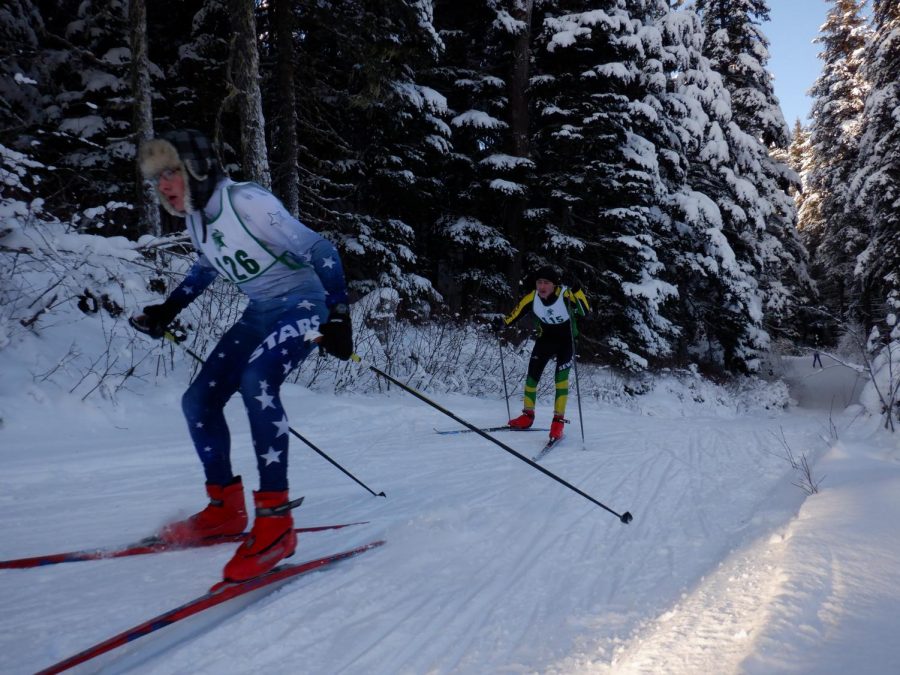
[230,183,348,307]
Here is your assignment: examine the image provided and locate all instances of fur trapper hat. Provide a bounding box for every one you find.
[138,129,223,216]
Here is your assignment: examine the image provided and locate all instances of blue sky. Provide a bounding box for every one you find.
[764,0,831,126]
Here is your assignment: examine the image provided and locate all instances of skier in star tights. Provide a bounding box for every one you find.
[130,129,352,582]
[496,266,590,442]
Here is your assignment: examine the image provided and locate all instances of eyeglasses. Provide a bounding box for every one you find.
[151,167,181,184]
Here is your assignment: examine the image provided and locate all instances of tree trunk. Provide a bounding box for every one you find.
[230,0,271,188]
[271,0,299,214]
[129,0,159,236]
[505,0,533,285]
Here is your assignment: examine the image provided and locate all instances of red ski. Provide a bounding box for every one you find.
[0,522,368,569]
[34,540,385,675]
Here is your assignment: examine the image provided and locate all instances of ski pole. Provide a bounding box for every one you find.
[498,336,511,421]
[350,353,632,524]
[569,318,585,445]
[164,331,386,498]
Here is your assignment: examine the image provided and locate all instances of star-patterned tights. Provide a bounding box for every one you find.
[181,293,327,491]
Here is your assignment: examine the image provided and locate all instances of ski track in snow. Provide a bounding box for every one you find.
[0,388,838,674]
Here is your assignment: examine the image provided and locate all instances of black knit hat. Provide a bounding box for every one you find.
[533,265,560,285]
[138,129,224,216]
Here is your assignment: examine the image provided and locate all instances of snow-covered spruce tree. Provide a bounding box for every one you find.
[695,0,815,346]
[159,0,232,155]
[658,4,770,371]
[288,0,447,310]
[14,0,138,236]
[849,0,900,331]
[262,0,300,216]
[425,0,535,313]
[227,0,270,188]
[801,0,869,327]
[505,0,538,286]
[129,0,160,237]
[145,0,272,237]
[787,118,838,343]
[788,118,812,249]
[620,0,794,370]
[529,1,678,369]
[0,2,56,240]
[147,0,281,215]
[695,0,784,144]
[610,0,684,365]
[787,118,810,214]
[0,0,45,137]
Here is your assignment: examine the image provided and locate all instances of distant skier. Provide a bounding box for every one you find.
[496,266,589,442]
[130,129,353,582]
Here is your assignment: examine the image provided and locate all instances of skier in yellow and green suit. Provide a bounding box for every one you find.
[496,266,590,441]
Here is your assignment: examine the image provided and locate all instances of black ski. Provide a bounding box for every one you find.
[434,426,549,435]
[532,436,563,462]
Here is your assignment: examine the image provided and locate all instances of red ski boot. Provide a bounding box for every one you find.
[549,414,567,441]
[508,409,535,429]
[160,478,247,545]
[222,490,298,582]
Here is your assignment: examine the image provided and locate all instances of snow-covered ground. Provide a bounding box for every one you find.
[1,354,898,674]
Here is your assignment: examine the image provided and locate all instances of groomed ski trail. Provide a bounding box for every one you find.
[1,389,830,674]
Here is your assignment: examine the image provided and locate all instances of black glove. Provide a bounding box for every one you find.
[318,304,353,360]
[129,302,180,339]
[493,316,508,332]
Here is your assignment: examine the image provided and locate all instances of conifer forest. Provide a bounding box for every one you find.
[2,0,898,375]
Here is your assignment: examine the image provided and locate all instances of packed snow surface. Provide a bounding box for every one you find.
[1,359,898,674]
